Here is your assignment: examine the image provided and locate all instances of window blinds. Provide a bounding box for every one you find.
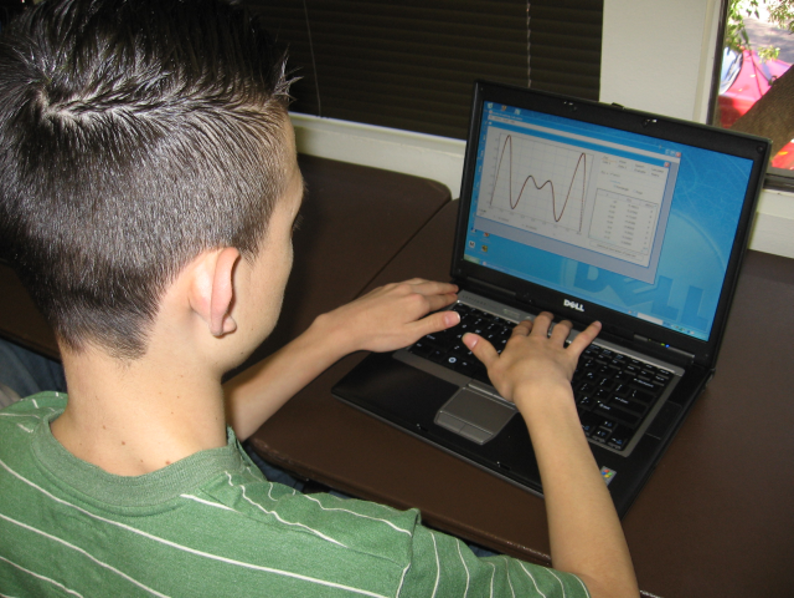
[245,0,603,139]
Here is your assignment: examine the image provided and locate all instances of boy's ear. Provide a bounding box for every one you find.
[189,247,241,337]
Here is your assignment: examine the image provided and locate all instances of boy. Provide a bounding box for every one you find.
[0,0,637,596]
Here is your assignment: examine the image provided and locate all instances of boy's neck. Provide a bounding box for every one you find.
[51,342,229,476]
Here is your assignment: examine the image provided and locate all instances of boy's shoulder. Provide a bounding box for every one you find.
[0,391,65,429]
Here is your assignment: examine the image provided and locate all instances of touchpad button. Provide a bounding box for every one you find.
[435,388,516,445]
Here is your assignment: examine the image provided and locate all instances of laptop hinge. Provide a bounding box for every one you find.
[633,334,695,365]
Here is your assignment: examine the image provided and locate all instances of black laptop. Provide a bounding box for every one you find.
[332,80,771,517]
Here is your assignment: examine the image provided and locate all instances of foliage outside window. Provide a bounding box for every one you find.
[712,0,793,190]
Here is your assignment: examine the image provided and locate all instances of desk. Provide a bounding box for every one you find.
[249,201,794,597]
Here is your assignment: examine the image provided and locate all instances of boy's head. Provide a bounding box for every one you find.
[0,0,293,359]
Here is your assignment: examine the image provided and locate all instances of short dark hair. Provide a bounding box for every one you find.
[0,0,293,358]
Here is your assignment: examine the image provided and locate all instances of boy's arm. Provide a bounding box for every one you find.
[463,313,639,598]
[224,279,459,440]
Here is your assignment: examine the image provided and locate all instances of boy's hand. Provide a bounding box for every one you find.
[314,279,459,355]
[464,314,638,597]
[462,312,601,411]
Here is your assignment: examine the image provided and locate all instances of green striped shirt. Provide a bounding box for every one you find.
[0,393,589,597]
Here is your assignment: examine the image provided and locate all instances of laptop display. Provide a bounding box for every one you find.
[464,101,754,343]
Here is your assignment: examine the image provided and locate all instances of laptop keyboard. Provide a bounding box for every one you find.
[406,303,675,452]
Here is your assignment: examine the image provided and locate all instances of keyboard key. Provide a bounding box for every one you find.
[608,426,632,450]
[631,389,655,404]
[610,395,647,415]
[450,342,472,358]
[594,387,612,400]
[595,402,640,428]
[429,350,450,365]
[454,359,479,377]
[600,418,618,430]
[592,427,611,443]
[632,377,658,391]
[597,377,616,390]
[612,383,629,397]
[580,412,601,436]
[409,340,435,358]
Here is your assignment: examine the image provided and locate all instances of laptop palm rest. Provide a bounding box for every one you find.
[435,388,516,445]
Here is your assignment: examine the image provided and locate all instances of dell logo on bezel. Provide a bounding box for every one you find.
[564,299,585,312]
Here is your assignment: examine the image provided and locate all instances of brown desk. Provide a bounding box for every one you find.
[249,201,794,597]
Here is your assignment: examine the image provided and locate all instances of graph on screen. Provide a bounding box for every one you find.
[475,122,673,273]
[486,133,591,234]
[477,128,597,247]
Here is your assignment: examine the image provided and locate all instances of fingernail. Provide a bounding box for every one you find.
[445,311,461,328]
[462,333,477,349]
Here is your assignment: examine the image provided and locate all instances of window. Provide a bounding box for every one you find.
[709,0,793,190]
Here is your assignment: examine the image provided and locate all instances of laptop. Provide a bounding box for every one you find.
[332,80,771,517]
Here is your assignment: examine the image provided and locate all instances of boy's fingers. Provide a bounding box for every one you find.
[549,319,573,345]
[413,309,460,337]
[567,320,602,355]
[510,319,534,339]
[400,279,458,299]
[462,332,499,369]
[528,312,553,337]
[423,291,459,315]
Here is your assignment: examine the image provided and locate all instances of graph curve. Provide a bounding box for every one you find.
[488,134,588,232]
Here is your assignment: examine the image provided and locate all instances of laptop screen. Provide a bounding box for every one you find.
[461,100,756,342]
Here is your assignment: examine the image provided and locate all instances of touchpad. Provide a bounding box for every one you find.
[434,388,517,445]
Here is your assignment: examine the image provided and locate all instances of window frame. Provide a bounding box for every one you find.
[705,0,793,192]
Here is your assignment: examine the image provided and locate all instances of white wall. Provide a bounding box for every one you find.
[291,114,466,200]
[290,0,793,258]
[600,0,723,122]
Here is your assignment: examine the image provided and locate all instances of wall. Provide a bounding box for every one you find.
[290,0,793,259]
[600,0,722,122]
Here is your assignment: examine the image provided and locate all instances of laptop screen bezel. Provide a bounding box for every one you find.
[451,80,770,369]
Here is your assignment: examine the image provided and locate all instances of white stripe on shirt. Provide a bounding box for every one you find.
[455,538,471,598]
[396,562,411,597]
[502,555,516,598]
[549,567,568,598]
[180,494,237,512]
[303,494,413,536]
[519,561,547,597]
[430,531,441,598]
[0,554,84,598]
